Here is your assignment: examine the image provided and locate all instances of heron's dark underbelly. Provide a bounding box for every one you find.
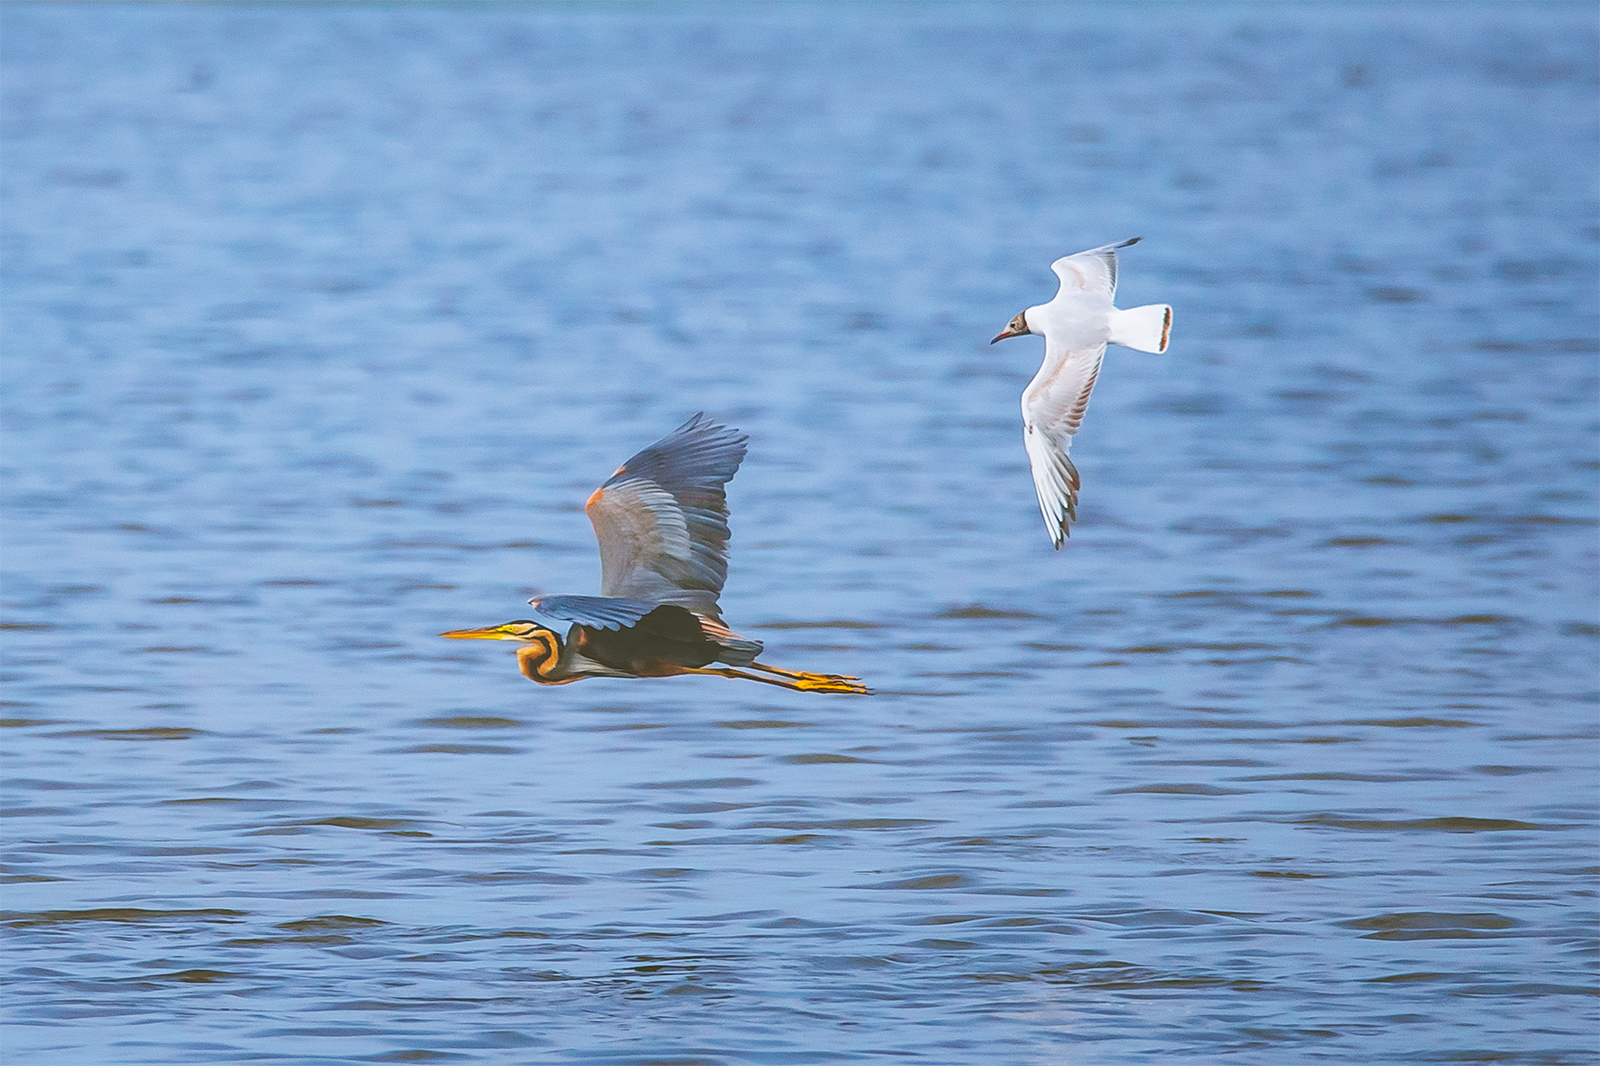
[575,624,722,675]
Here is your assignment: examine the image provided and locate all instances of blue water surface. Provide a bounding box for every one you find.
[2,2,1597,1063]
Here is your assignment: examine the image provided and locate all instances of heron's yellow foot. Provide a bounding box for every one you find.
[792,674,871,695]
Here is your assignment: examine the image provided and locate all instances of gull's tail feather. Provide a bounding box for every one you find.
[1108,304,1172,354]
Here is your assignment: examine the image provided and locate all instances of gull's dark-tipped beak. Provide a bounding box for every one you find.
[991,312,1030,344]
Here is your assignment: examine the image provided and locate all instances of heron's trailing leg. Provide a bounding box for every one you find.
[684,666,868,695]
[749,660,869,690]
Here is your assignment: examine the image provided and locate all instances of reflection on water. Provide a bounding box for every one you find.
[2,2,1597,1063]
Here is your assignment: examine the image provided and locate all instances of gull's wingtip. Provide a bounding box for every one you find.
[1055,236,1143,269]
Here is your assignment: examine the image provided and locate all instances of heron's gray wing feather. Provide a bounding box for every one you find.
[585,413,749,616]
[532,595,659,631]
[1020,339,1106,547]
[1050,236,1140,302]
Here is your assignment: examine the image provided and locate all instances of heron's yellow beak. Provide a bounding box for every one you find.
[439,624,519,640]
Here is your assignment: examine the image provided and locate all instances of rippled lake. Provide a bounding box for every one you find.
[2,2,1596,1062]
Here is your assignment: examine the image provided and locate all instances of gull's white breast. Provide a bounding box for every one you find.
[1030,292,1111,353]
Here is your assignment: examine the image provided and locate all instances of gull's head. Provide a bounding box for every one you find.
[439,620,557,643]
[990,310,1033,344]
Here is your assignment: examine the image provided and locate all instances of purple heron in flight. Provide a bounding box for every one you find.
[991,238,1172,548]
[440,414,869,695]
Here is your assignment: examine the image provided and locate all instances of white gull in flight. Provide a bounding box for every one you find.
[991,237,1172,549]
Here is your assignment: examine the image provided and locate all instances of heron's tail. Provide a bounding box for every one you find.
[698,614,764,666]
[1109,304,1172,354]
[708,637,760,666]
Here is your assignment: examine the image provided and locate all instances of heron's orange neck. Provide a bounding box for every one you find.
[515,630,575,684]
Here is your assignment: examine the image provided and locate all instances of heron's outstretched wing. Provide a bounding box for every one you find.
[1020,338,1106,549]
[1050,237,1140,303]
[531,595,658,631]
[584,413,749,616]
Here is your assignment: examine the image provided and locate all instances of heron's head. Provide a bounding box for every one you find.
[990,310,1033,344]
[440,621,567,683]
[439,620,558,643]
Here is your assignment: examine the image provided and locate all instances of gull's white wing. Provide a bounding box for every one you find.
[1020,338,1106,549]
[1050,236,1140,303]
